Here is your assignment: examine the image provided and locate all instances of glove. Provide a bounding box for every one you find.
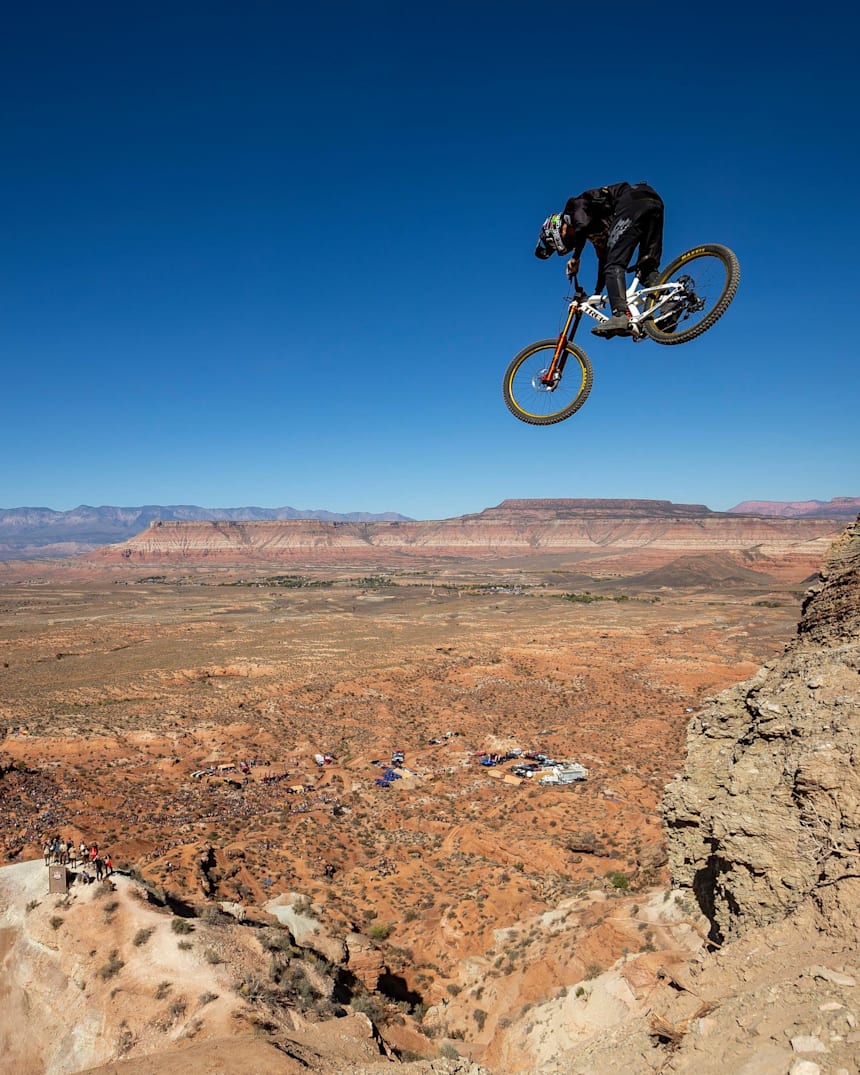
[565,257,580,280]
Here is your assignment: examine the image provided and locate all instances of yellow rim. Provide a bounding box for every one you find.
[508,346,586,420]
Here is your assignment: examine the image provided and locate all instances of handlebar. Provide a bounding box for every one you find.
[567,271,598,307]
[567,270,587,302]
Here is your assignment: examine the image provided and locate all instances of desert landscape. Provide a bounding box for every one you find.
[0,500,857,1074]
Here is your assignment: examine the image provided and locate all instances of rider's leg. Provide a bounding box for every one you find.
[592,220,639,337]
[636,202,664,287]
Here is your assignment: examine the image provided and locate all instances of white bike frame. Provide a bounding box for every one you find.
[537,271,689,390]
[570,273,684,340]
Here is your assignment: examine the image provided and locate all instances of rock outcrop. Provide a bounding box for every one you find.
[663,513,860,943]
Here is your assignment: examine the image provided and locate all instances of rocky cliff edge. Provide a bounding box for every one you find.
[663,514,860,943]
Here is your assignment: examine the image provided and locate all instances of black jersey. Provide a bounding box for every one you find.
[562,182,663,294]
[563,182,660,258]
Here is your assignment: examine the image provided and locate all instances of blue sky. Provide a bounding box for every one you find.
[2,4,855,519]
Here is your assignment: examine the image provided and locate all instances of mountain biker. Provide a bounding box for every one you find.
[534,182,665,338]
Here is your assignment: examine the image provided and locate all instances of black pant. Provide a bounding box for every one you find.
[604,184,664,315]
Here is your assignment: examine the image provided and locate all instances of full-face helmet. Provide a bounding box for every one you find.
[534,213,570,259]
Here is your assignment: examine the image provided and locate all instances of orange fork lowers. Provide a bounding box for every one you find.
[540,304,578,386]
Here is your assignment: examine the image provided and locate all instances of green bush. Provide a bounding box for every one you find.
[351,994,387,1025]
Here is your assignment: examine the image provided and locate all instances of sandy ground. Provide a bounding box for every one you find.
[0,555,827,1072]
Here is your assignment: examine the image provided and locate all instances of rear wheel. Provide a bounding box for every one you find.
[643,243,740,345]
[503,338,593,425]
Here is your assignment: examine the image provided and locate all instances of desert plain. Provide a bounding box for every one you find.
[0,509,844,1072]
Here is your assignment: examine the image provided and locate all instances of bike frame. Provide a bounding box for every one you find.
[539,272,683,387]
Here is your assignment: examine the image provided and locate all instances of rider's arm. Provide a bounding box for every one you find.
[564,193,600,271]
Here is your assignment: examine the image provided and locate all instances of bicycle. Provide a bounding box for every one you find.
[503,243,741,425]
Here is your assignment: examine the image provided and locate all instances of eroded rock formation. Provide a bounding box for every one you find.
[663,514,860,942]
[88,499,842,570]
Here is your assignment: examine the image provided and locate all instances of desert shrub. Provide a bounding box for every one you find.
[133,927,154,946]
[155,981,172,1000]
[177,940,193,951]
[584,962,603,980]
[235,975,282,1009]
[98,950,125,980]
[49,916,64,930]
[260,928,294,953]
[608,871,630,891]
[116,1025,134,1055]
[473,1008,488,1031]
[26,900,40,913]
[351,994,387,1024]
[168,998,187,1019]
[292,973,317,1003]
[367,923,391,941]
[203,947,222,965]
[198,991,219,1006]
[170,918,194,934]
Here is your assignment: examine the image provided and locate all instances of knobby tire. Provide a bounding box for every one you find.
[643,243,740,346]
[503,339,594,425]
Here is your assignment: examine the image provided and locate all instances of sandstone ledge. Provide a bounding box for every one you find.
[663,515,860,942]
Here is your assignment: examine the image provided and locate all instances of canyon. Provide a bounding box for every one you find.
[0,500,857,1073]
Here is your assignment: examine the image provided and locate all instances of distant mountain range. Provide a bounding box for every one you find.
[0,505,413,560]
[727,498,860,519]
[0,498,857,561]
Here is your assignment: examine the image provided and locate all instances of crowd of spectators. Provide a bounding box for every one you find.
[43,835,113,882]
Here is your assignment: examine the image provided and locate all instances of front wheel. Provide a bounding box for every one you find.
[503,338,594,425]
[643,243,740,346]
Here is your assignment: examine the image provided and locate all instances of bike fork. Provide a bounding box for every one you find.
[540,334,568,386]
[541,306,580,386]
